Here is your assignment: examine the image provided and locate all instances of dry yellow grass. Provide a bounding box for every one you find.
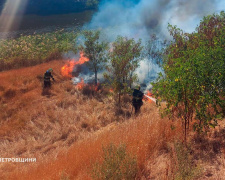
[6,103,183,180]
[0,60,225,180]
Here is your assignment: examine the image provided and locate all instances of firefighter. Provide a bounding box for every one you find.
[132,85,144,114]
[44,68,55,88]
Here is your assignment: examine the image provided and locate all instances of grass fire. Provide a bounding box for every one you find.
[0,1,224,180]
[61,52,89,78]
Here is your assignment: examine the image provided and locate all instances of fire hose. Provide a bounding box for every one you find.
[144,94,156,103]
[131,94,156,114]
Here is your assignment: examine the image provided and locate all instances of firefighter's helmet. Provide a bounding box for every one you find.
[135,85,141,90]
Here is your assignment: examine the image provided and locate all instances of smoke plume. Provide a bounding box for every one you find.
[86,0,225,40]
[82,0,225,89]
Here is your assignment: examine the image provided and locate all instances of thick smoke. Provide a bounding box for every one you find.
[87,0,224,40]
[81,0,224,90]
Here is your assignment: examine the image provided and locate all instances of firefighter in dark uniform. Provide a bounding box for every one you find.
[132,85,144,114]
[44,68,55,88]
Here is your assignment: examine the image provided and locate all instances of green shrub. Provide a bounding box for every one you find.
[91,144,137,180]
[153,11,225,139]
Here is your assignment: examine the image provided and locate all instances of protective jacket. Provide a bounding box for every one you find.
[132,89,143,103]
[44,70,54,82]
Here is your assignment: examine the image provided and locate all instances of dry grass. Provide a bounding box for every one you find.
[0,60,143,179]
[0,60,225,180]
[6,101,183,180]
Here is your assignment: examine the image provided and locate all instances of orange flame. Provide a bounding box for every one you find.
[76,79,85,90]
[94,83,100,91]
[144,91,154,103]
[146,91,153,97]
[76,80,101,92]
[61,52,89,78]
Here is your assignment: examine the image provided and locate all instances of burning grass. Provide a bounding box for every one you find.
[61,52,89,78]
[0,60,225,180]
[0,60,137,179]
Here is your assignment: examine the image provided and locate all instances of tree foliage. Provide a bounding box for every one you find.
[81,30,109,85]
[153,11,225,140]
[104,36,143,105]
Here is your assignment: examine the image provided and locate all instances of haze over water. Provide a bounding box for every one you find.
[0,10,95,39]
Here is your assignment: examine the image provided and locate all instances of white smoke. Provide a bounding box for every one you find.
[81,0,225,88]
[72,72,105,85]
[86,0,224,40]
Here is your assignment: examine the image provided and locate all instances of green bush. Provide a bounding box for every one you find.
[153,11,225,139]
[91,144,137,180]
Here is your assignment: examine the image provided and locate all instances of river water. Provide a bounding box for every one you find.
[0,10,95,39]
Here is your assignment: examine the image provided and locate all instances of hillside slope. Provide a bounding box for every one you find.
[0,61,225,179]
[0,59,143,179]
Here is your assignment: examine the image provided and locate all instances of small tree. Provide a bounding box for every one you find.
[81,30,109,85]
[153,12,225,141]
[104,36,143,105]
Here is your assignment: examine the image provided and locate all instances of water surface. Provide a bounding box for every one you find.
[0,10,95,39]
